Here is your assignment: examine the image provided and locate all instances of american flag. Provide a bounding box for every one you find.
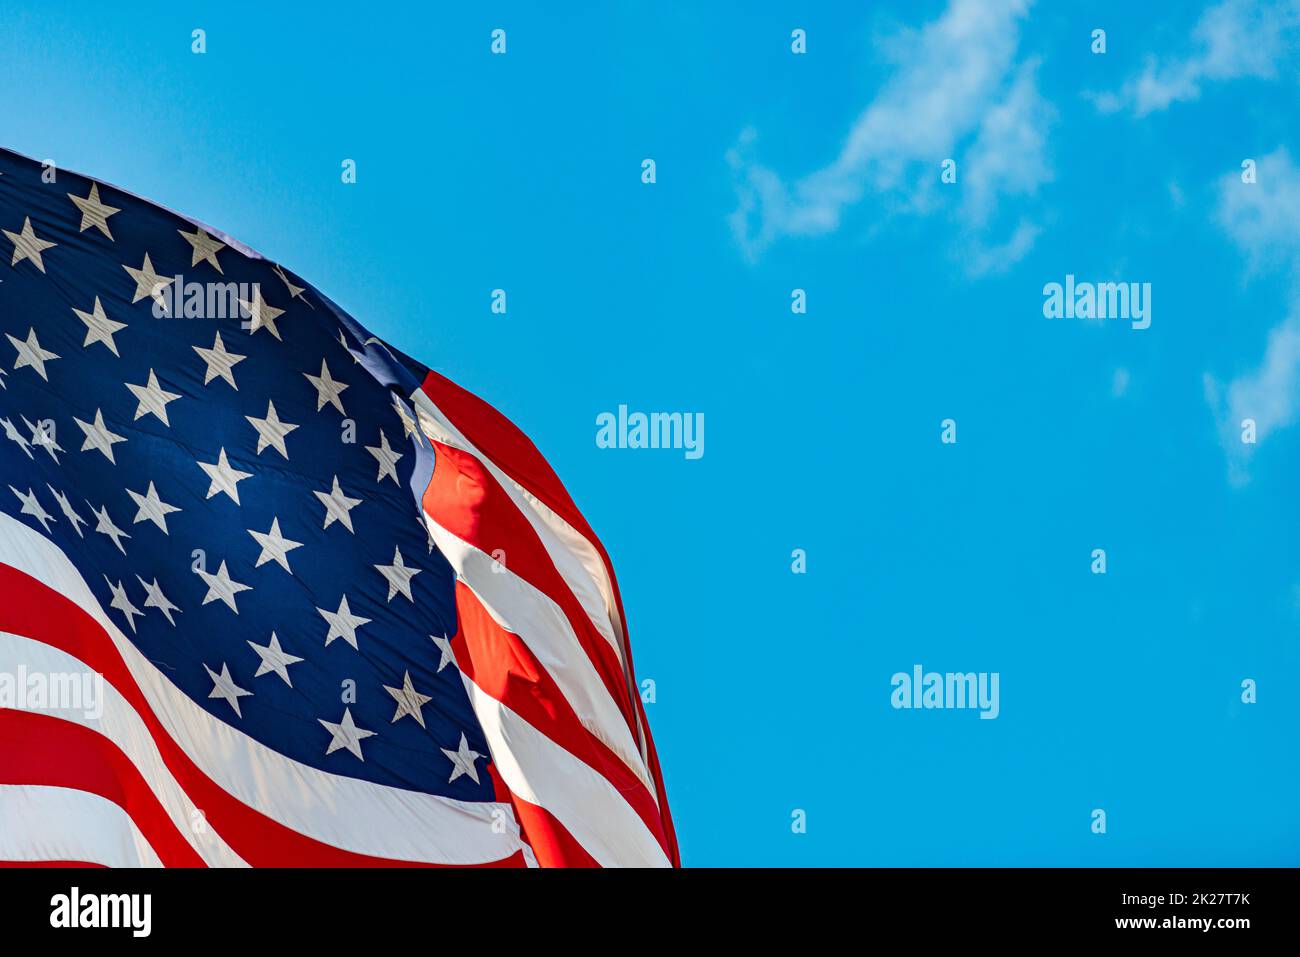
[0,147,678,868]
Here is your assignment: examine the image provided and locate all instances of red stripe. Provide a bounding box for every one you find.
[421,370,598,548]
[0,861,108,868]
[0,709,203,867]
[419,372,680,865]
[0,562,527,869]
[627,679,679,865]
[422,438,637,735]
[505,792,601,868]
[480,763,597,867]
[450,581,672,862]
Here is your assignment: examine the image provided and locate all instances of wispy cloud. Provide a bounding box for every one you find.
[727,0,1053,274]
[1216,149,1300,272]
[1093,0,1300,116]
[1205,147,1300,481]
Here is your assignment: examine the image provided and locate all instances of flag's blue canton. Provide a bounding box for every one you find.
[0,150,495,801]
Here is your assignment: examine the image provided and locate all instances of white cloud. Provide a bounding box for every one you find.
[1217,148,1300,271]
[727,0,1053,272]
[1096,0,1300,116]
[958,220,1041,277]
[1207,148,1300,479]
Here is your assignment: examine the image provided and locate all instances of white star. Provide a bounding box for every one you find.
[88,502,130,554]
[178,226,225,272]
[245,400,299,459]
[441,732,484,784]
[195,560,252,613]
[47,485,87,537]
[24,422,60,460]
[0,368,6,389]
[274,264,307,301]
[431,633,455,672]
[126,481,181,534]
[204,662,252,717]
[68,183,120,239]
[7,328,59,381]
[22,416,63,463]
[392,394,422,445]
[247,632,303,686]
[374,546,421,602]
[1,417,32,458]
[105,577,143,633]
[316,594,371,649]
[4,217,56,272]
[123,252,174,307]
[193,332,246,389]
[73,409,126,463]
[366,429,403,485]
[22,415,53,449]
[304,359,348,414]
[72,296,127,356]
[318,707,376,761]
[248,517,303,573]
[384,671,433,727]
[238,288,285,340]
[136,575,181,626]
[417,506,435,553]
[338,329,362,364]
[9,486,55,533]
[314,475,362,532]
[125,369,181,426]
[197,447,253,504]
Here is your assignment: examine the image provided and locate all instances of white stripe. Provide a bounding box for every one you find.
[410,390,652,765]
[0,634,245,868]
[0,631,247,867]
[411,390,628,667]
[0,784,164,867]
[422,516,655,798]
[412,389,652,768]
[0,512,528,865]
[461,675,671,868]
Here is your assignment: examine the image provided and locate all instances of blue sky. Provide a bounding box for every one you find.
[3,0,1297,865]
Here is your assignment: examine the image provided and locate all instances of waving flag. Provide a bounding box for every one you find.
[0,147,677,868]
